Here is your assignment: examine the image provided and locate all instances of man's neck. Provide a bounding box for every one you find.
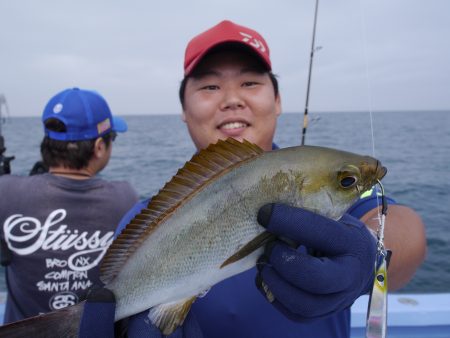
[48,166,94,180]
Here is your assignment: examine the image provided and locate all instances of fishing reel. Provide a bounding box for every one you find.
[0,153,15,175]
[0,135,14,175]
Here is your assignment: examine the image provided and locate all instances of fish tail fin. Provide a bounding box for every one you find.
[0,301,84,338]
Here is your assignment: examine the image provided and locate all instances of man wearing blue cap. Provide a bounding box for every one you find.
[0,87,139,323]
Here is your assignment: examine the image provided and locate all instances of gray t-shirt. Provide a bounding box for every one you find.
[0,173,139,323]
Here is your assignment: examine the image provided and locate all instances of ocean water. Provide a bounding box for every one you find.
[1,111,449,293]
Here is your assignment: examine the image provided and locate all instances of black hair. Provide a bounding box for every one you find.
[40,118,114,169]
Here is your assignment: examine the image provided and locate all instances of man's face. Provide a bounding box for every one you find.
[182,49,281,151]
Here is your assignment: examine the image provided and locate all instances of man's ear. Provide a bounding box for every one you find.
[93,137,107,158]
[275,94,282,117]
[181,110,187,122]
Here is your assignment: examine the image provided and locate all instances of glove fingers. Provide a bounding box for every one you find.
[265,296,342,323]
[267,243,362,293]
[262,204,365,255]
[258,266,351,318]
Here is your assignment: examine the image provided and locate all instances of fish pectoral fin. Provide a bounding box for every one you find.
[220,231,275,269]
[149,296,197,335]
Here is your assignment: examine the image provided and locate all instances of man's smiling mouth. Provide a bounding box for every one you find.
[218,121,249,130]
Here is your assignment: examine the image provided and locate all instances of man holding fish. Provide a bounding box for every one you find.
[78,20,427,338]
[0,20,422,338]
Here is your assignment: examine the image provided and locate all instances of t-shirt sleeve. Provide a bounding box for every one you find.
[347,187,397,219]
[114,199,150,238]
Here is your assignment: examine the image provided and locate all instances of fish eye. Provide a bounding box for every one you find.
[338,165,361,189]
[340,176,358,188]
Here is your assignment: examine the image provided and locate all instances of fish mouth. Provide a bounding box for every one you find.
[376,160,388,180]
[358,158,387,193]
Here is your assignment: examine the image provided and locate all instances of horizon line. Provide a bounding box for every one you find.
[4,109,450,118]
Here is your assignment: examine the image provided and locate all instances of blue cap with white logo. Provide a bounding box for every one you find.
[42,87,127,141]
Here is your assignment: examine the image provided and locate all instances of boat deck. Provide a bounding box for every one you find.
[351,293,450,337]
[1,292,450,336]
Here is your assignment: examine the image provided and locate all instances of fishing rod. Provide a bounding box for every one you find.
[301,0,320,146]
[0,94,15,175]
[0,93,8,136]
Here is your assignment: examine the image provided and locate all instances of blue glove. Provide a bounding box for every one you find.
[79,287,116,338]
[78,287,203,338]
[255,203,377,322]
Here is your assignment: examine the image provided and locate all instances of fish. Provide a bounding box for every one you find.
[0,138,386,337]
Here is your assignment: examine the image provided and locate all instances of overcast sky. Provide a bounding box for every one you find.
[1,0,449,117]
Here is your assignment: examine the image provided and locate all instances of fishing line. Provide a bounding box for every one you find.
[357,0,384,220]
[376,179,388,248]
[357,1,376,158]
[358,3,389,338]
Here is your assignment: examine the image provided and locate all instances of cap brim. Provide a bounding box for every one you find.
[185,40,271,76]
[112,116,128,133]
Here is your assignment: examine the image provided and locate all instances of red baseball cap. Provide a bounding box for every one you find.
[184,20,272,76]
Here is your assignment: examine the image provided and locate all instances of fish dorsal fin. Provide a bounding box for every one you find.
[100,138,264,284]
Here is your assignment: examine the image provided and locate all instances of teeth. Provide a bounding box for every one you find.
[221,122,247,130]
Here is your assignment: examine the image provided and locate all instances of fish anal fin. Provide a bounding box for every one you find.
[149,296,197,335]
[220,231,275,268]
